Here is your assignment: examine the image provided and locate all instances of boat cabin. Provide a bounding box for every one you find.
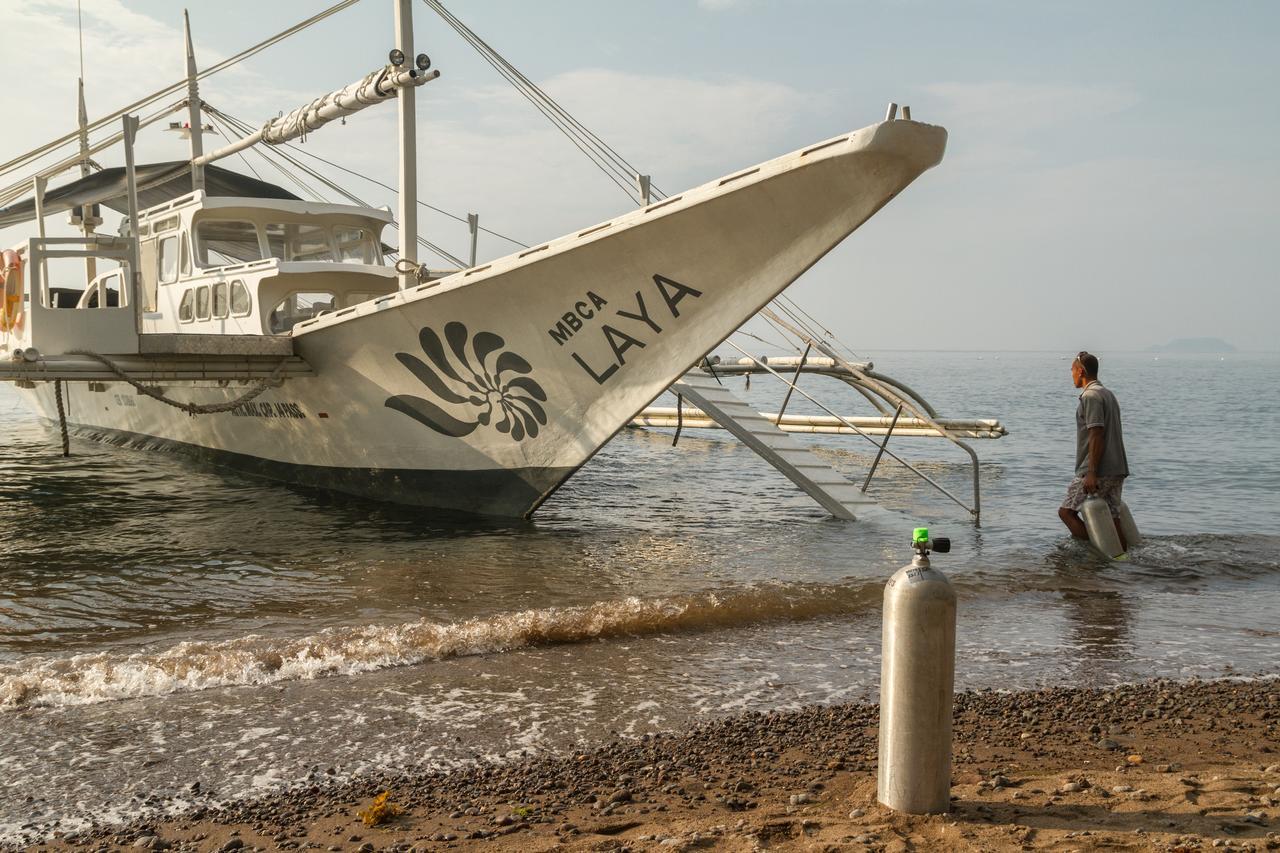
[0,161,398,350]
[119,193,395,336]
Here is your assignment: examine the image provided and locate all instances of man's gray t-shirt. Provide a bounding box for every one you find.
[1075,381,1129,478]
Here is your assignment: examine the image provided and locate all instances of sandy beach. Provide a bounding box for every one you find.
[21,677,1277,852]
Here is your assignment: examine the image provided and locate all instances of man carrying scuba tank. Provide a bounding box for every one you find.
[1058,351,1131,552]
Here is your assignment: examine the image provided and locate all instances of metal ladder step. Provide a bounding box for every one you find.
[670,372,877,520]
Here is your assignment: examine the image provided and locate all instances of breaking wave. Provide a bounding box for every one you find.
[0,582,879,710]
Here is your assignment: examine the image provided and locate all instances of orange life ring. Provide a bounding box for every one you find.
[1,249,24,333]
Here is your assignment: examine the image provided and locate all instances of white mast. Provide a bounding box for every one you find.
[183,9,205,192]
[76,78,97,286]
[394,0,417,288]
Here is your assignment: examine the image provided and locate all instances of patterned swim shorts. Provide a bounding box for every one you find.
[1061,476,1126,517]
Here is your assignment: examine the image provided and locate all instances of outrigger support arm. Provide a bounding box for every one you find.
[192,65,438,167]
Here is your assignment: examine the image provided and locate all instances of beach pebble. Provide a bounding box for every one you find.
[789,792,812,805]
[847,808,864,819]
[1112,785,1133,793]
[218,841,243,853]
[1096,738,1120,750]
[1060,782,1084,794]
[991,775,1012,788]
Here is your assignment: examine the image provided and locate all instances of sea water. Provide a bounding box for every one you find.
[1,351,1277,841]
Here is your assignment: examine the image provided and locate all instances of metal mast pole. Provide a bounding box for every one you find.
[394,0,417,289]
[183,10,206,192]
[122,115,143,328]
[76,78,97,286]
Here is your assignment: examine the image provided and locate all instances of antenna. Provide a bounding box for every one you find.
[77,0,85,82]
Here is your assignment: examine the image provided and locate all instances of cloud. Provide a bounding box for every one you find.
[917,80,1139,171]
[698,0,742,10]
[1,3,823,271]
[921,80,1137,133]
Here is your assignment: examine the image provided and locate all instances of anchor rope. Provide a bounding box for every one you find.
[672,393,683,447]
[54,379,70,456]
[66,350,290,416]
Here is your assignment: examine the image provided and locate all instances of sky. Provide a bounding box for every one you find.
[1,0,1276,351]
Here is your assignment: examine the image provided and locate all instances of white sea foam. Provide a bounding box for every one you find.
[0,582,876,710]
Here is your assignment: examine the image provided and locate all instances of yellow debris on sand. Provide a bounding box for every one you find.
[357,791,404,827]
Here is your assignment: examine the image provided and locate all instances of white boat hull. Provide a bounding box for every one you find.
[18,119,946,517]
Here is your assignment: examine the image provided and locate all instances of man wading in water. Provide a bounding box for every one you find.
[1058,351,1131,550]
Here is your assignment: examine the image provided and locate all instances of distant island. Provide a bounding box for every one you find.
[1147,337,1237,353]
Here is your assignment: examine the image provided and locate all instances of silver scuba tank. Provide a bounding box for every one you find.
[1116,501,1141,548]
[1081,496,1124,558]
[878,528,955,814]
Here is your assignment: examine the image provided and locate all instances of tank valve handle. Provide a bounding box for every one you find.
[912,527,950,555]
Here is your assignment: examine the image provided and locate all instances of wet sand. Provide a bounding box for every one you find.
[29,678,1280,852]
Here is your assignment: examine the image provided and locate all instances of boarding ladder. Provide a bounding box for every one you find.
[670,371,879,521]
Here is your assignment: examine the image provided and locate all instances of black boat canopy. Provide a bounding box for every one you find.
[0,162,300,230]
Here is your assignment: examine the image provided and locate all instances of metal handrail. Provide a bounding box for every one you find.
[722,339,979,521]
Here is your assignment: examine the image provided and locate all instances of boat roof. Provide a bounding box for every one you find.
[0,162,300,229]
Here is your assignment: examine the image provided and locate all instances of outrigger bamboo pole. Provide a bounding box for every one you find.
[191,66,437,168]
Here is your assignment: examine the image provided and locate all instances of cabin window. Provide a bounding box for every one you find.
[265,223,334,262]
[195,220,262,267]
[195,285,211,320]
[179,234,191,276]
[158,235,179,283]
[335,227,374,263]
[230,280,251,316]
[268,291,336,334]
[213,282,229,319]
[178,289,194,322]
[153,216,180,234]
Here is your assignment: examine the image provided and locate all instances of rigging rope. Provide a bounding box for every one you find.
[204,110,266,182]
[421,0,666,206]
[0,100,187,207]
[268,138,530,248]
[206,105,467,267]
[0,0,364,181]
[213,108,475,266]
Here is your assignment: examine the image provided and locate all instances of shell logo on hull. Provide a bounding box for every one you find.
[386,322,548,441]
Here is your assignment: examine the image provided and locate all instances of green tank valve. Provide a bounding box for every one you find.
[912,527,929,545]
